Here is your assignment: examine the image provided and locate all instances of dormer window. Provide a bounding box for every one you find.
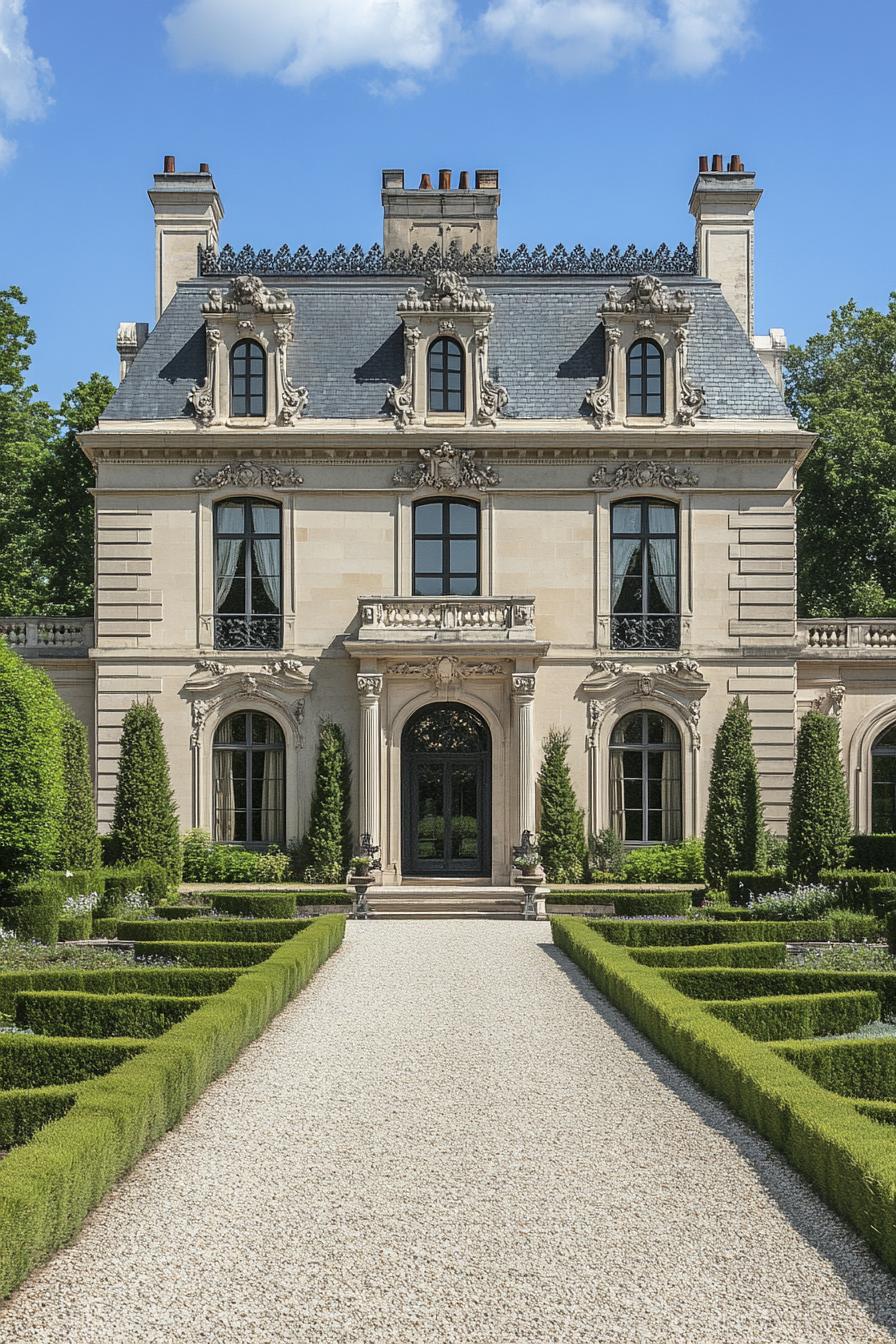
[627,339,664,417]
[428,337,464,413]
[231,339,266,417]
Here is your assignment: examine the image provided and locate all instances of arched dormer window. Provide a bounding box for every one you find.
[230,339,266,417]
[627,338,664,417]
[413,498,479,595]
[427,337,465,413]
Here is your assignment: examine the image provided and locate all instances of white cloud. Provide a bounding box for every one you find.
[0,0,52,169]
[164,0,457,85]
[480,0,751,75]
[367,76,423,101]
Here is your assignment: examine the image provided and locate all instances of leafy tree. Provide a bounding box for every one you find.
[301,720,351,882]
[786,295,896,616]
[537,727,586,883]
[787,710,851,882]
[112,700,182,884]
[703,696,766,887]
[30,373,115,613]
[0,641,64,887]
[57,704,101,869]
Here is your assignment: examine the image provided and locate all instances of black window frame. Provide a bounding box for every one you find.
[212,709,286,850]
[609,709,682,847]
[213,497,283,650]
[611,497,680,650]
[230,338,267,418]
[412,498,480,596]
[871,723,896,832]
[627,338,664,418]
[427,336,465,414]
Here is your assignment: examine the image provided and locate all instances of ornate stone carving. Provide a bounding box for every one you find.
[386,325,421,430]
[195,659,227,676]
[584,326,621,429]
[190,699,209,748]
[656,659,703,680]
[586,698,604,746]
[812,683,847,718]
[687,696,702,747]
[473,325,508,427]
[512,674,536,696]
[357,674,383,697]
[673,324,706,427]
[590,460,699,490]
[386,657,504,683]
[188,327,222,429]
[603,275,694,317]
[274,319,309,425]
[399,270,494,315]
[263,658,308,679]
[392,442,500,491]
[193,461,304,489]
[203,275,295,317]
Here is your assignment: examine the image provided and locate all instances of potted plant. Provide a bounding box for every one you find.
[351,855,372,877]
[516,845,542,877]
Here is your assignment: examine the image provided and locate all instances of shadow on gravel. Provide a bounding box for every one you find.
[539,935,896,1337]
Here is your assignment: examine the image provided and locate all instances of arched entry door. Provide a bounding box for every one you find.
[402,704,491,877]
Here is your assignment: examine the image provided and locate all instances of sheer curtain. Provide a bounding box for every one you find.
[213,751,236,842]
[258,748,285,845]
[648,538,676,612]
[612,540,640,607]
[660,721,682,841]
[252,539,281,610]
[215,540,242,609]
[609,752,625,838]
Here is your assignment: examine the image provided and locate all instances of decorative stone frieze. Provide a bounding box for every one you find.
[590,460,699,490]
[193,461,304,489]
[392,442,500,492]
[386,656,505,684]
[387,271,507,429]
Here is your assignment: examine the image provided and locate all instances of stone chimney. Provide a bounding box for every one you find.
[382,168,500,257]
[689,154,762,338]
[148,156,224,320]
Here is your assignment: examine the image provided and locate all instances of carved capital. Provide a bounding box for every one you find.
[512,674,536,697]
[357,674,383,699]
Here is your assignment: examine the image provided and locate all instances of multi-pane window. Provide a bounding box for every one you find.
[627,339,664,417]
[230,339,266,417]
[609,711,682,845]
[214,498,282,649]
[413,499,479,596]
[427,337,464,413]
[611,499,679,649]
[213,711,285,849]
[872,724,896,830]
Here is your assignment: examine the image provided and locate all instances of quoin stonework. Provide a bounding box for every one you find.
[7,154,896,882]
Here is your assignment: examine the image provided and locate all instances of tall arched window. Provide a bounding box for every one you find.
[428,337,465,413]
[213,710,285,848]
[413,498,479,595]
[214,498,282,649]
[871,723,896,831]
[627,339,664,417]
[611,499,679,649]
[610,711,682,845]
[230,339,266,417]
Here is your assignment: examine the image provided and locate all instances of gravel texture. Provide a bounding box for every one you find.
[2,921,896,1343]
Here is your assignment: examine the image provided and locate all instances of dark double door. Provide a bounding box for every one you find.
[404,752,489,876]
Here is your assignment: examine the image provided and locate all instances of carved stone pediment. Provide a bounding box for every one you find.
[581,657,708,747]
[398,270,494,316]
[589,460,699,491]
[602,275,694,317]
[203,275,295,317]
[185,657,312,695]
[392,442,500,491]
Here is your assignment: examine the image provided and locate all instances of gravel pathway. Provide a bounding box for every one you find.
[2,922,896,1344]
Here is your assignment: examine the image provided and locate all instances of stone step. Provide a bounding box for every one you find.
[369,901,523,914]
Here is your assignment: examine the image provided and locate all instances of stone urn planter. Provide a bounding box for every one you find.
[350,871,375,919]
[514,867,546,921]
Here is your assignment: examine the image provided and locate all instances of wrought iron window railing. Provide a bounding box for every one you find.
[611,614,680,651]
[214,615,283,651]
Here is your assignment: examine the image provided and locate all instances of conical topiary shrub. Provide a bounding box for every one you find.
[58,704,100,869]
[112,699,181,884]
[787,709,851,882]
[0,641,65,887]
[703,696,766,888]
[301,719,351,883]
[537,727,586,883]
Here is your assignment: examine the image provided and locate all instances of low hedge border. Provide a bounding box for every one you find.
[0,967,240,1016]
[819,870,895,914]
[0,915,345,1296]
[15,991,209,1040]
[774,1037,896,1101]
[726,870,787,906]
[613,891,692,917]
[133,940,281,968]
[855,1098,896,1124]
[152,905,212,921]
[212,893,297,919]
[629,941,787,969]
[0,1086,79,1148]
[117,917,311,944]
[92,917,119,939]
[0,1036,146,1089]
[587,918,837,947]
[551,916,896,1273]
[662,966,896,1015]
[704,990,880,1042]
[57,915,91,942]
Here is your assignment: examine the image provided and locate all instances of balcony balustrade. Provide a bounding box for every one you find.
[799,619,896,653]
[0,617,94,657]
[357,596,536,643]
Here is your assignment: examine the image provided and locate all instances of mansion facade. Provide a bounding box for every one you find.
[7,155,896,882]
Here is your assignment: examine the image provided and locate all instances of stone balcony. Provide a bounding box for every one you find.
[0,617,94,658]
[355,596,538,645]
[799,619,896,655]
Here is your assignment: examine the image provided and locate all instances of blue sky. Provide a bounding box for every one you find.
[0,0,893,405]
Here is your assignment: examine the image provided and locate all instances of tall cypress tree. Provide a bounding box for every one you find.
[302,719,351,882]
[787,710,851,882]
[703,696,766,888]
[537,727,586,883]
[57,704,100,869]
[0,641,64,886]
[112,700,181,884]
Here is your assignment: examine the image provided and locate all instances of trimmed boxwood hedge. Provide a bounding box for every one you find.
[587,917,836,947]
[855,1098,896,1124]
[0,1086,79,1149]
[15,991,208,1040]
[551,916,896,1273]
[118,917,310,943]
[0,1036,145,1089]
[612,891,692,917]
[133,940,280,968]
[0,967,240,1015]
[819,870,895,913]
[58,914,91,942]
[212,892,297,919]
[663,966,896,1015]
[151,905,212,920]
[629,941,787,969]
[704,990,880,1041]
[92,917,119,938]
[775,1038,896,1101]
[850,835,896,871]
[726,870,787,905]
[0,915,344,1296]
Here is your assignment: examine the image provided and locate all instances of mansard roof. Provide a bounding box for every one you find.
[102,270,790,424]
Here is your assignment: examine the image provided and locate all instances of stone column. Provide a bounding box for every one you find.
[357,674,383,846]
[512,673,537,839]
